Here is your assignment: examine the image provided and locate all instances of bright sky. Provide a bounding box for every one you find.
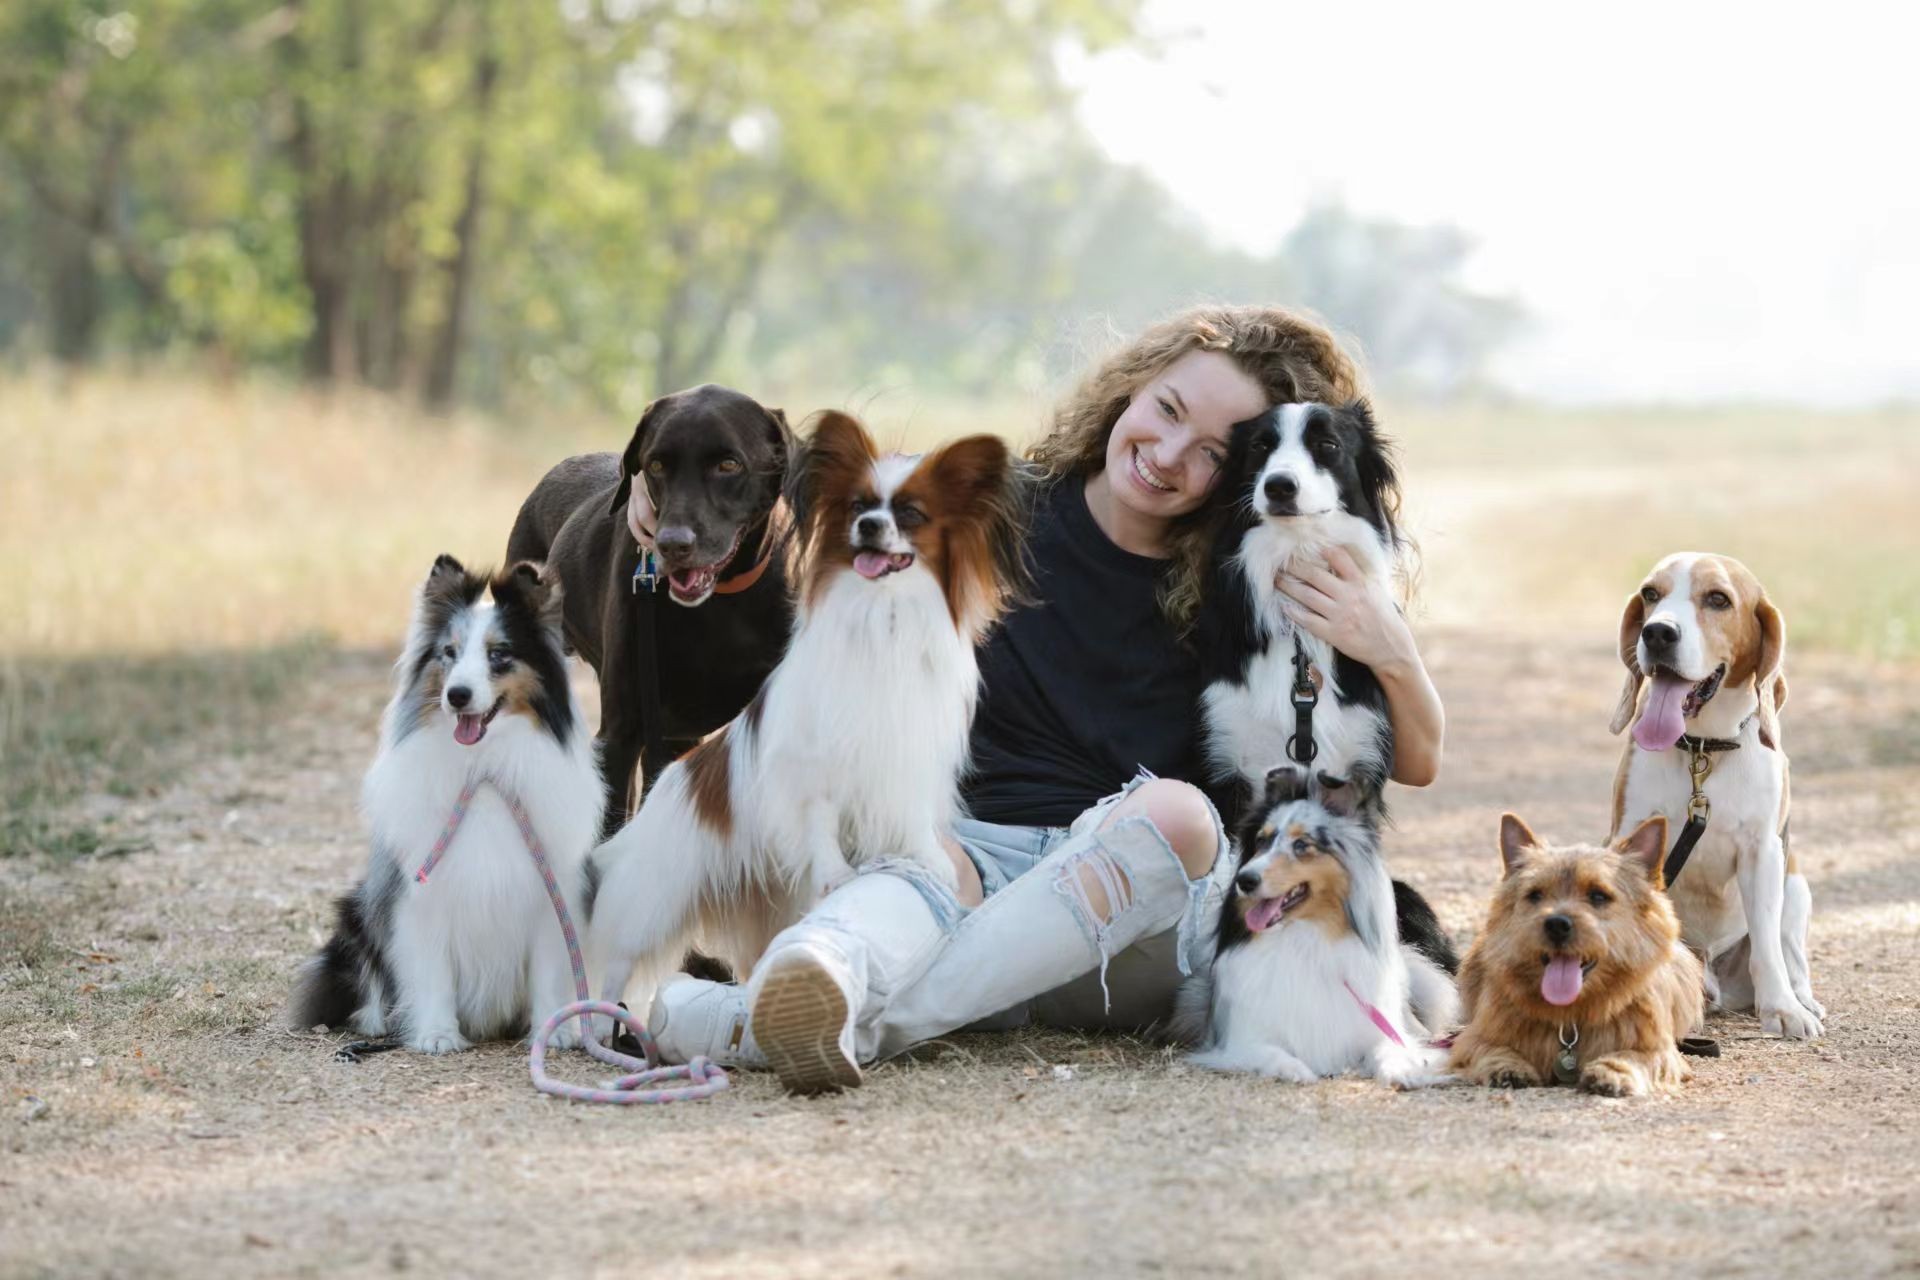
[1065,2,1920,404]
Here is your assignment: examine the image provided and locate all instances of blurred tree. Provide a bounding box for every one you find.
[0,2,1520,408]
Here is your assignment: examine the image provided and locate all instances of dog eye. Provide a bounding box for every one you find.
[1639,585,1659,606]
[1525,889,1544,904]
[1587,889,1613,907]
[1312,437,1339,460]
[439,644,457,661]
[488,648,513,668]
[850,496,878,514]
[646,459,667,477]
[1703,590,1731,610]
[895,506,927,530]
[715,458,742,475]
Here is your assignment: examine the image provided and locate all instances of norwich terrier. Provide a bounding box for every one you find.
[1449,814,1704,1097]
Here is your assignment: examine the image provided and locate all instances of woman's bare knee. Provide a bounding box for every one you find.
[942,835,985,909]
[1100,779,1220,879]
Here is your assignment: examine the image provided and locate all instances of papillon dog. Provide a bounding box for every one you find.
[1174,768,1452,1085]
[587,411,1025,1006]
[289,556,602,1054]
[1196,401,1402,827]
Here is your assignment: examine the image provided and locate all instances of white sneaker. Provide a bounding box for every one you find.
[749,944,862,1094]
[645,975,764,1068]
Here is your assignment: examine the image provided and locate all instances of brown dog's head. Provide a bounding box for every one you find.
[1608,552,1787,751]
[609,384,793,606]
[1477,813,1679,1020]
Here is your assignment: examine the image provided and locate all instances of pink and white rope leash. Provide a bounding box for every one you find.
[415,777,729,1104]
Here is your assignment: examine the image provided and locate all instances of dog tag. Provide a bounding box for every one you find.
[1552,1024,1580,1085]
[631,548,660,595]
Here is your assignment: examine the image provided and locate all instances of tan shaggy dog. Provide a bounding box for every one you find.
[1450,815,1704,1097]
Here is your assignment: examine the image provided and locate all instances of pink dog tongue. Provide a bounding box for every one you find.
[454,714,485,746]
[1542,956,1585,1006]
[1633,675,1690,752]
[1246,897,1286,933]
[854,550,892,579]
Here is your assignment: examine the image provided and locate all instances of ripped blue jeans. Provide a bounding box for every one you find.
[859,771,1231,1060]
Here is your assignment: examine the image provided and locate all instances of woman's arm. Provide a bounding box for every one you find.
[1276,544,1444,786]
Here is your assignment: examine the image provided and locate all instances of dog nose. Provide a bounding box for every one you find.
[856,514,886,541]
[1641,620,1679,652]
[1263,473,1299,506]
[1543,914,1573,944]
[447,685,472,710]
[1235,869,1262,895]
[654,526,697,561]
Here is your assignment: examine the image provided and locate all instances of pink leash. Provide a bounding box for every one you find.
[415,778,729,1104]
[1342,979,1407,1047]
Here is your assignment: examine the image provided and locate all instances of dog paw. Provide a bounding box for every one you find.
[1267,1059,1320,1084]
[1760,1000,1822,1040]
[1579,1058,1649,1098]
[1794,989,1827,1019]
[409,1028,471,1055]
[1483,1066,1541,1089]
[541,1020,583,1052]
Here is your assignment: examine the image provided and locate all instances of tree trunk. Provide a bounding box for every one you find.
[422,3,498,411]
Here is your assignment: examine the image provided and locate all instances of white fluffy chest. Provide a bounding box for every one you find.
[1208,928,1405,1076]
[749,572,977,850]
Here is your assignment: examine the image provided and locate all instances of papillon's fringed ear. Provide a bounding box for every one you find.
[794,410,880,551]
[1614,815,1669,884]
[609,399,667,517]
[1498,812,1540,878]
[1608,591,1648,736]
[1754,595,1787,750]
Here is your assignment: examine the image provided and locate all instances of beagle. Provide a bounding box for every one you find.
[1607,552,1823,1039]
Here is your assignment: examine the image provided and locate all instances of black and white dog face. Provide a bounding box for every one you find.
[395,555,575,749]
[1224,401,1398,541]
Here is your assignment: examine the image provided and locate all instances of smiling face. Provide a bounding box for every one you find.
[1100,349,1267,525]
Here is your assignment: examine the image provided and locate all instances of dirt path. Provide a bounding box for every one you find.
[4,632,1917,1278]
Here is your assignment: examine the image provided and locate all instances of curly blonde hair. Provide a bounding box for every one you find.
[1031,304,1367,630]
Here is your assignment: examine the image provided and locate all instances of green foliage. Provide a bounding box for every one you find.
[0,0,1517,408]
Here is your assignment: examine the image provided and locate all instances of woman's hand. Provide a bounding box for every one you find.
[1277,544,1444,786]
[1276,545,1417,674]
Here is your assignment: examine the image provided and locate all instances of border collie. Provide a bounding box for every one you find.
[289,556,602,1053]
[1174,768,1454,1084]
[587,411,1024,1006]
[1197,401,1400,827]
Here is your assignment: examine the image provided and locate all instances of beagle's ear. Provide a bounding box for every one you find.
[1754,595,1787,749]
[1608,591,1648,736]
[609,399,666,517]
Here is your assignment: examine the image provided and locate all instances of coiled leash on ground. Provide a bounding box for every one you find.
[403,776,730,1104]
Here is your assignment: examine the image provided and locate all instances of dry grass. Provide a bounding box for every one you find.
[6,373,1912,658]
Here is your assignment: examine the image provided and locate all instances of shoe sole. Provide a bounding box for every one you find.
[751,953,862,1095]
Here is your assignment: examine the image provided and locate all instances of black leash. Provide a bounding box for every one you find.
[1661,733,1740,886]
[1288,634,1318,766]
[630,544,667,801]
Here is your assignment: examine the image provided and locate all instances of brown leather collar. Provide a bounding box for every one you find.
[712,545,773,595]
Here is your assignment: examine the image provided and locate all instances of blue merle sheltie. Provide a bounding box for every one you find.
[289,555,603,1053]
[1192,401,1459,1041]
[1174,768,1456,1084]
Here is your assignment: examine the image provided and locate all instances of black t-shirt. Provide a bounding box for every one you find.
[962,475,1216,828]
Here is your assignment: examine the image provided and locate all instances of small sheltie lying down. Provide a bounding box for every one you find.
[588,411,1024,1003]
[290,557,602,1053]
[1173,769,1455,1086]
[1449,814,1704,1097]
